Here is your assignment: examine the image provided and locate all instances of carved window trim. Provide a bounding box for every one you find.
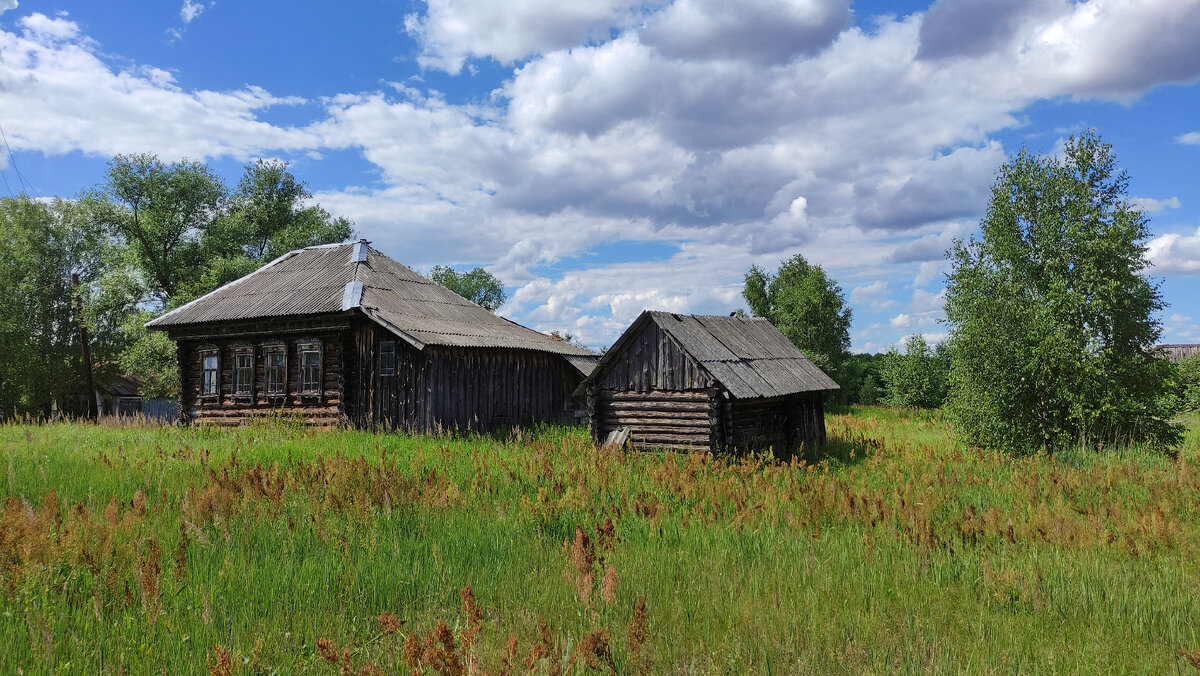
[199,348,220,399]
[232,347,255,399]
[297,340,323,399]
[263,343,287,397]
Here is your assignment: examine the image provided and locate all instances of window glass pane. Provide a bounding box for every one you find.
[269,352,285,367]
[201,352,218,395]
[299,345,321,394]
[380,341,396,377]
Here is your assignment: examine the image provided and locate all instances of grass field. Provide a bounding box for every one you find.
[2,408,1199,674]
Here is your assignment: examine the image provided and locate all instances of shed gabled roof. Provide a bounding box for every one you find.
[584,311,839,399]
[146,241,597,360]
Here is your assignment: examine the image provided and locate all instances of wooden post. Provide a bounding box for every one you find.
[71,273,98,422]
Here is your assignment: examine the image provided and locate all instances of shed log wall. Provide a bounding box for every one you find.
[725,392,825,452]
[346,319,577,432]
[589,389,714,450]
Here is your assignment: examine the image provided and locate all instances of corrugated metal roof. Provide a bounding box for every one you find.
[148,241,596,359]
[563,354,600,377]
[584,311,839,399]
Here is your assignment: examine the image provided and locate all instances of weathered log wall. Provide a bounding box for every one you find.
[589,389,715,450]
[178,331,344,427]
[345,319,579,432]
[724,392,826,453]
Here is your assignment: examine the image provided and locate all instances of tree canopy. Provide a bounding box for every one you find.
[880,334,948,409]
[0,196,140,416]
[0,155,356,416]
[431,266,508,312]
[100,155,354,308]
[743,254,852,373]
[944,130,1178,453]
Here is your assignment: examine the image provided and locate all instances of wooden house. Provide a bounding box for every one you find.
[579,311,839,452]
[147,241,598,429]
[1157,344,1200,364]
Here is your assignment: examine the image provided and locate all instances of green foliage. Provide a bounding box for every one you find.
[857,374,881,405]
[944,131,1179,453]
[0,196,137,417]
[742,254,852,374]
[101,155,354,307]
[117,311,179,399]
[100,154,226,303]
[431,265,508,311]
[548,329,587,348]
[880,334,948,409]
[181,159,354,302]
[1174,355,1200,413]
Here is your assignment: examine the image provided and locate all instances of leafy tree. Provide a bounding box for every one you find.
[743,254,852,374]
[117,311,179,399]
[549,330,588,348]
[0,196,136,417]
[1172,355,1200,413]
[431,266,508,311]
[880,334,948,409]
[858,374,881,405]
[944,130,1178,453]
[100,154,225,303]
[184,160,355,300]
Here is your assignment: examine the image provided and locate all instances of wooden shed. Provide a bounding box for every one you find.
[1157,344,1200,364]
[579,311,839,452]
[147,241,598,430]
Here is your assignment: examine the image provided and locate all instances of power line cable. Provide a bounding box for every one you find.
[0,123,36,197]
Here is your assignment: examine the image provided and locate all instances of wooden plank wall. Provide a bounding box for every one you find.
[725,392,826,453]
[346,319,575,432]
[598,319,711,391]
[179,332,344,427]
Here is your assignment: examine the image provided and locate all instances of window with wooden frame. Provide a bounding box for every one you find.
[264,345,287,395]
[379,340,396,377]
[298,341,323,396]
[233,348,254,396]
[200,349,219,397]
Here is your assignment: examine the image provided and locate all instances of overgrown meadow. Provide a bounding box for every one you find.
[2,409,1199,674]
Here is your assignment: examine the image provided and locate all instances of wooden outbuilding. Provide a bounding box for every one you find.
[579,311,839,452]
[147,241,597,430]
[1157,344,1200,364]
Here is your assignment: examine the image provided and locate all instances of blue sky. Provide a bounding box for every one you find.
[1,0,1197,351]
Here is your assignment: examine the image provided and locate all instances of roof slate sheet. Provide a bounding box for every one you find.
[635,311,839,398]
[148,242,596,359]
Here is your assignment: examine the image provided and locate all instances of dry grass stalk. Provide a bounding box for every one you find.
[626,595,649,675]
[208,644,234,676]
[600,565,618,605]
[378,612,405,635]
[140,537,162,621]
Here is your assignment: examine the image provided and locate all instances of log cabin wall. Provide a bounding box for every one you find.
[724,392,826,452]
[589,389,717,451]
[345,318,576,432]
[589,319,718,450]
[177,328,345,427]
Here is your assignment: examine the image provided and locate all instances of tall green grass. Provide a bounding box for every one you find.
[1,410,1198,674]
